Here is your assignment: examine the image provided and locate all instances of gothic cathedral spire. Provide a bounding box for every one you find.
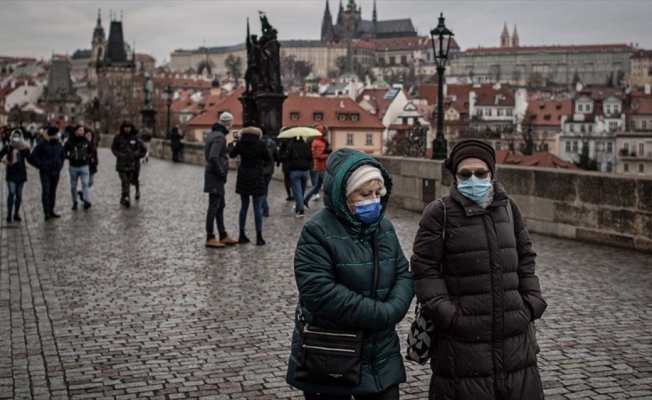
[512,25,520,47]
[500,22,510,48]
[321,0,335,43]
[372,0,377,23]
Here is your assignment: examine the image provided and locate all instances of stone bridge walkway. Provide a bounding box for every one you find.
[1,149,651,400]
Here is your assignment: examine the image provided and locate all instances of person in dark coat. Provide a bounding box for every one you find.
[111,122,146,208]
[84,128,99,188]
[229,124,271,245]
[278,138,294,201]
[411,139,547,400]
[203,112,238,248]
[63,125,93,210]
[286,148,414,399]
[130,130,148,201]
[284,136,313,218]
[260,127,279,217]
[28,127,65,220]
[0,130,31,222]
[170,126,184,163]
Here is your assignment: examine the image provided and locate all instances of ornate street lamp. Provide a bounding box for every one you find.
[430,13,453,160]
[164,84,173,139]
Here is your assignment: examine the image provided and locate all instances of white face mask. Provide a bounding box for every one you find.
[12,137,21,142]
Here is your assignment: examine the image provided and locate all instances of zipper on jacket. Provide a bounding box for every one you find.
[487,212,507,400]
[302,345,355,354]
[304,324,358,338]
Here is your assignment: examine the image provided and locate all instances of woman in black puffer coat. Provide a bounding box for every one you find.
[229,125,271,245]
[412,139,547,400]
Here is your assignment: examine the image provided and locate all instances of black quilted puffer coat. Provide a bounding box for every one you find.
[229,127,271,197]
[411,182,547,400]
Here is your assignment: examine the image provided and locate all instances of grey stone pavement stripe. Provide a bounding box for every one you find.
[0,148,651,400]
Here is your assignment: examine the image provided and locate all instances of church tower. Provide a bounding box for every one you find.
[339,0,361,43]
[511,25,520,48]
[500,22,511,48]
[321,0,335,43]
[89,9,106,81]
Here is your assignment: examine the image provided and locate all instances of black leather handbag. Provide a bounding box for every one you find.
[293,235,380,387]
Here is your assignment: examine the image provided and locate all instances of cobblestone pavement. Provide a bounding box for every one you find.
[1,149,651,400]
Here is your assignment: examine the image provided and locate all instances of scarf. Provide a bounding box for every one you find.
[8,136,26,165]
[478,185,495,209]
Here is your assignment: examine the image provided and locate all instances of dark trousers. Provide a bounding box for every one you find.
[119,171,134,200]
[206,193,226,240]
[262,175,272,214]
[304,386,399,400]
[6,181,24,217]
[39,171,60,216]
[172,149,180,162]
[283,171,292,198]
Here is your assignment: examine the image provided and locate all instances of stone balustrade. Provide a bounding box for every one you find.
[99,135,652,252]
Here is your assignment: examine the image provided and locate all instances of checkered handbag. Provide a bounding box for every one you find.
[406,303,436,365]
[406,198,446,365]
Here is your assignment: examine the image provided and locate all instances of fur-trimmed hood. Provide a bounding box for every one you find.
[239,126,262,138]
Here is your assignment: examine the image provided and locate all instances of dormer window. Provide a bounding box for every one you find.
[314,113,323,121]
[291,112,299,121]
[339,113,347,122]
[578,104,583,112]
[351,113,359,121]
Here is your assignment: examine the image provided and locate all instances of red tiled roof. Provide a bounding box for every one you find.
[356,88,411,119]
[631,50,652,59]
[371,37,459,52]
[496,150,579,170]
[188,92,383,131]
[575,87,626,101]
[524,99,573,127]
[465,44,632,55]
[153,77,212,90]
[135,53,155,62]
[626,94,652,115]
[420,84,514,107]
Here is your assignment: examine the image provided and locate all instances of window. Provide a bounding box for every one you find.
[639,143,645,156]
[542,143,549,152]
[497,109,504,117]
[578,104,583,112]
[476,108,483,116]
[351,114,359,122]
[607,142,613,153]
[624,142,630,152]
[495,141,501,150]
[630,120,636,130]
[565,141,571,152]
[366,134,373,146]
[485,108,492,117]
[572,141,579,152]
[596,142,604,152]
[606,105,611,114]
[581,124,586,133]
[640,163,645,173]
[643,121,648,130]
[607,162,612,172]
[290,112,299,121]
[346,133,354,146]
[71,107,75,114]
[506,109,513,116]
[609,122,618,132]
[314,113,323,121]
[339,114,347,122]
[624,163,629,172]
[569,124,575,133]
[400,55,407,65]
[389,56,396,66]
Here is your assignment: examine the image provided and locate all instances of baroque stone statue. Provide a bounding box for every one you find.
[244,13,283,94]
[143,74,154,110]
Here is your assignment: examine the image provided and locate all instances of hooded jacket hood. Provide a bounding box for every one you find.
[323,148,392,233]
[211,123,229,133]
[119,122,137,136]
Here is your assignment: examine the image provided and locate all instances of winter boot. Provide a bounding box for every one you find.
[83,202,92,210]
[13,214,21,222]
[256,231,266,246]
[72,202,78,211]
[238,231,250,244]
[135,183,140,201]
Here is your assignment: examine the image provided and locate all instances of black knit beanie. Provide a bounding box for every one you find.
[444,139,496,178]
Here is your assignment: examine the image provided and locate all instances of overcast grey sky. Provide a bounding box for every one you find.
[1,1,650,64]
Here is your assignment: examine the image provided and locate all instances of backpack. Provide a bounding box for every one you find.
[406,198,539,365]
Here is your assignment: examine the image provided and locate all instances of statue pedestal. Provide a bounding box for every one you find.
[140,109,158,137]
[239,92,287,138]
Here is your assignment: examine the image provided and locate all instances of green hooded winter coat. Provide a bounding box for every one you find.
[285,148,415,396]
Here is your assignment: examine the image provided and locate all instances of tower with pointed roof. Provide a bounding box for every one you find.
[321,0,335,43]
[45,58,81,123]
[88,9,106,88]
[500,23,510,48]
[96,14,137,132]
[511,25,520,48]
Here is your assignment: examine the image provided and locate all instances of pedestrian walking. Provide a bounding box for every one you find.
[302,125,329,206]
[0,130,31,222]
[111,122,146,208]
[286,148,414,400]
[229,124,271,245]
[284,136,312,218]
[170,126,184,163]
[278,139,294,201]
[28,127,64,220]
[63,125,93,211]
[203,113,238,248]
[411,139,547,400]
[130,130,148,201]
[260,127,279,218]
[0,126,9,147]
[84,128,99,188]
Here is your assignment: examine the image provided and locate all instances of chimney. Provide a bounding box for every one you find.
[11,80,16,89]
[645,84,651,95]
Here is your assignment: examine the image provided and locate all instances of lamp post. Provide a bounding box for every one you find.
[430,13,454,160]
[164,84,173,139]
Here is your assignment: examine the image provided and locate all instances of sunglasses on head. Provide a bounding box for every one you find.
[457,169,490,181]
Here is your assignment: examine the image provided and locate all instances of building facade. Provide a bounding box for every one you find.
[629,50,652,88]
[44,59,82,124]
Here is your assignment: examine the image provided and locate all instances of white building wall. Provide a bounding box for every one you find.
[4,85,43,112]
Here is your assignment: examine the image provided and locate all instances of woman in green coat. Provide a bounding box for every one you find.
[286,148,414,400]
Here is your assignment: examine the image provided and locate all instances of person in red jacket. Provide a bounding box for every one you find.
[303,125,330,207]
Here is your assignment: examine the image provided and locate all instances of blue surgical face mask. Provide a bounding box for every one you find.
[55,133,62,140]
[351,198,382,224]
[457,176,493,204]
